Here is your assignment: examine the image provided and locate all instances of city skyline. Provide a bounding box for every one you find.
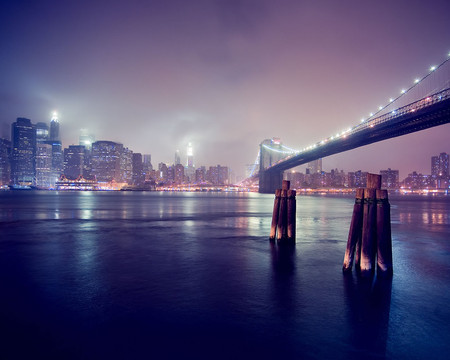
[1,1,449,178]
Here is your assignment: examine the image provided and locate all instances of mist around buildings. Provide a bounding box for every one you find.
[0,117,448,193]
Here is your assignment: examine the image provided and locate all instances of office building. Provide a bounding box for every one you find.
[91,141,123,182]
[380,168,399,189]
[11,118,36,186]
[132,153,145,186]
[36,122,49,143]
[0,138,11,186]
[64,145,85,179]
[36,143,53,188]
[49,112,60,141]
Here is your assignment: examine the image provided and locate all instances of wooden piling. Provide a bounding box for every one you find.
[366,173,382,190]
[376,190,393,276]
[287,189,296,241]
[277,189,288,241]
[361,188,377,274]
[342,188,364,272]
[269,189,282,241]
[282,180,290,190]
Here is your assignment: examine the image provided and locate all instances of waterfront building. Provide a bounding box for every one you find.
[143,154,153,180]
[121,147,133,184]
[380,168,400,189]
[64,145,85,180]
[11,118,36,186]
[0,138,11,186]
[91,141,123,182]
[44,140,63,185]
[285,171,305,189]
[195,167,206,183]
[431,152,449,177]
[158,162,168,183]
[174,163,184,185]
[36,143,53,188]
[207,165,229,185]
[132,153,145,186]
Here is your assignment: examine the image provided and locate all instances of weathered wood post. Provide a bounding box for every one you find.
[360,174,381,275]
[269,189,282,241]
[376,189,393,276]
[287,189,296,242]
[277,189,288,241]
[342,188,364,272]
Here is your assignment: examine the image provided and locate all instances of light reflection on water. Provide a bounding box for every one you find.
[0,191,449,359]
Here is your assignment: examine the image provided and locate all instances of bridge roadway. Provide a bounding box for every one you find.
[259,88,450,193]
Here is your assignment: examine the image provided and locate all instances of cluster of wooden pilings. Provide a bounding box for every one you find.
[269,180,296,243]
[342,174,393,276]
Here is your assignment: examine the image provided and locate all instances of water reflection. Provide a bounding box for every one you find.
[270,241,297,318]
[343,272,392,358]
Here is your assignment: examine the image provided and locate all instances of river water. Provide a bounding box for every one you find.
[0,191,449,359]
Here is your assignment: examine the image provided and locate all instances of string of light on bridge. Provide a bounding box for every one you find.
[261,51,450,157]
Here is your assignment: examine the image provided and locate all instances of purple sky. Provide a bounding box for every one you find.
[1,0,449,179]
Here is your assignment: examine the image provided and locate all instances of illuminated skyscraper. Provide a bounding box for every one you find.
[186,143,194,167]
[0,138,11,186]
[36,122,49,143]
[79,129,95,150]
[431,152,449,177]
[49,112,60,141]
[11,118,36,186]
[380,168,399,189]
[91,141,123,182]
[36,143,53,188]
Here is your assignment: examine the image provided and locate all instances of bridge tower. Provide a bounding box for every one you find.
[259,138,284,193]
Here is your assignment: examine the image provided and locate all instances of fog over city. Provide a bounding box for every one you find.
[1,0,449,178]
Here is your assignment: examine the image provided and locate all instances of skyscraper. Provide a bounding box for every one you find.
[64,145,85,179]
[79,129,95,150]
[11,118,36,186]
[91,141,123,182]
[49,112,60,141]
[44,140,63,184]
[175,150,181,166]
[0,138,11,186]
[36,143,53,188]
[431,152,449,177]
[36,122,49,143]
[132,153,144,186]
[186,142,194,167]
[307,159,322,174]
[380,168,399,189]
[120,147,133,184]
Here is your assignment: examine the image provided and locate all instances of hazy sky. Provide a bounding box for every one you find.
[1,0,449,179]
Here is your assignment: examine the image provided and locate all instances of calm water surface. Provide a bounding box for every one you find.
[0,191,449,359]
